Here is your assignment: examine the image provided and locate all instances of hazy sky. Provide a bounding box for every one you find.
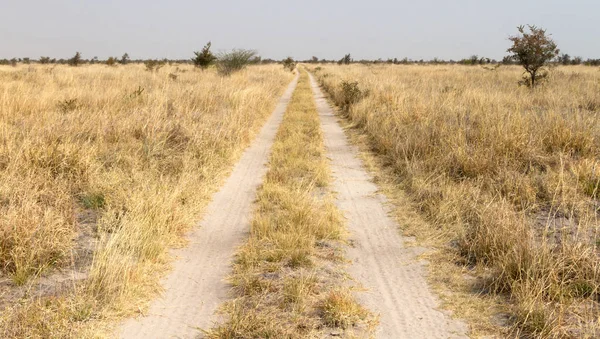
[1,0,598,61]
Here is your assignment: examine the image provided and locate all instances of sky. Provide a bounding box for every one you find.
[1,0,598,61]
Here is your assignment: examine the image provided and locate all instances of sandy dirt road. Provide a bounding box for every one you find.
[119,73,299,339]
[309,73,469,338]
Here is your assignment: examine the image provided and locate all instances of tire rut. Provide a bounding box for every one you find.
[119,73,299,339]
[308,72,469,339]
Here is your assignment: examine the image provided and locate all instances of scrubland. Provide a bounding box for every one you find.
[316,64,600,337]
[0,63,292,337]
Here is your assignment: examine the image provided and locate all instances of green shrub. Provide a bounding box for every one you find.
[144,59,165,72]
[120,53,130,65]
[192,41,217,70]
[106,57,117,66]
[508,25,560,88]
[339,80,368,111]
[282,57,296,72]
[217,49,257,76]
[68,52,82,67]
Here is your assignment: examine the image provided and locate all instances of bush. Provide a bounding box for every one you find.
[106,57,117,66]
[338,81,368,111]
[144,59,165,72]
[338,54,352,65]
[282,57,296,72]
[68,52,82,67]
[507,25,559,88]
[216,49,257,76]
[120,53,130,65]
[192,41,217,70]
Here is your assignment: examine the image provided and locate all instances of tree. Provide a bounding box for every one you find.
[68,52,82,66]
[192,41,217,70]
[338,54,352,65]
[216,49,257,76]
[120,53,130,65]
[282,57,296,72]
[507,25,559,88]
[250,56,262,64]
[311,56,319,63]
[39,56,51,64]
[106,57,117,66]
[558,53,571,65]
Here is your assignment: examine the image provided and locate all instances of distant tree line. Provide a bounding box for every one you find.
[2,36,600,69]
[2,54,600,67]
[296,54,600,66]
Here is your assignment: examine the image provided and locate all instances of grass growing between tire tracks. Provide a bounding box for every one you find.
[207,70,375,338]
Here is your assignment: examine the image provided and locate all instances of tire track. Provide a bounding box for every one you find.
[309,73,468,338]
[119,73,299,339]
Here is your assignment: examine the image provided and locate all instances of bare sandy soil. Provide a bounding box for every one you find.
[309,73,469,339]
[119,74,299,339]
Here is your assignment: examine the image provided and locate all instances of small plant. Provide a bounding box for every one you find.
[192,41,217,70]
[120,53,130,65]
[320,289,368,329]
[507,25,560,88]
[216,49,257,76]
[79,192,106,209]
[339,80,368,111]
[58,99,78,113]
[338,54,352,65]
[558,53,571,65]
[106,57,117,66]
[282,57,296,72]
[129,86,145,98]
[144,59,165,72]
[68,52,82,67]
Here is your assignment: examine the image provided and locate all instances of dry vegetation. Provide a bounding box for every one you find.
[207,71,373,338]
[315,64,600,337]
[0,63,293,337]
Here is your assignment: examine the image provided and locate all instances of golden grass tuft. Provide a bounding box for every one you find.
[320,289,370,330]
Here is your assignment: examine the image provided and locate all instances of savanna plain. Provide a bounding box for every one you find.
[1,61,600,339]
[0,63,293,337]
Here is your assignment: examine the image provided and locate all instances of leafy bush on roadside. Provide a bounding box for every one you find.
[339,81,368,111]
[217,49,257,76]
[282,57,296,72]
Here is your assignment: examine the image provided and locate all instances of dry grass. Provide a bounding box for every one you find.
[315,64,600,337]
[0,63,293,337]
[207,70,373,338]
